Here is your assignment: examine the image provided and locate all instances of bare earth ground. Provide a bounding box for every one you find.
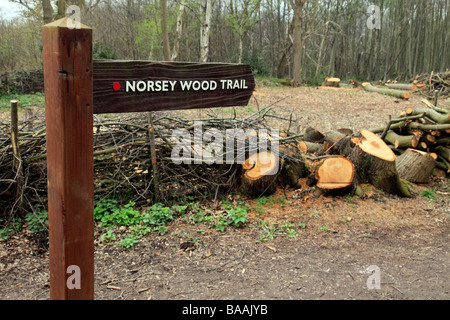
[1,84,449,300]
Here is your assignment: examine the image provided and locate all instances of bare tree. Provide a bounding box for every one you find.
[200,0,213,62]
[160,0,171,61]
[57,0,66,19]
[42,0,53,23]
[172,0,186,61]
[289,0,307,86]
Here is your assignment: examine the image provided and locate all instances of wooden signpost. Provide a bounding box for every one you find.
[42,18,255,300]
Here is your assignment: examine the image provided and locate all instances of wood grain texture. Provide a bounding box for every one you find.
[93,60,255,114]
[43,20,94,300]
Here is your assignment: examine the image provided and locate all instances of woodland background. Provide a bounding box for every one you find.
[0,0,448,86]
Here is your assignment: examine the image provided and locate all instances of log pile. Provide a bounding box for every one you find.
[294,128,412,197]
[369,99,450,180]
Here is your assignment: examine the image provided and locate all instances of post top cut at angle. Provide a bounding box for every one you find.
[315,156,354,189]
[43,17,91,29]
[356,129,397,162]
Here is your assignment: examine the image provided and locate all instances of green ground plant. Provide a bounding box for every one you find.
[421,188,439,200]
[94,198,184,248]
[0,92,45,110]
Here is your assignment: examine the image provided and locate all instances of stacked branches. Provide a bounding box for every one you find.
[0,104,303,220]
[412,71,450,99]
[0,70,44,94]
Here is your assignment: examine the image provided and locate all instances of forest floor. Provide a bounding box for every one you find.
[1,83,449,300]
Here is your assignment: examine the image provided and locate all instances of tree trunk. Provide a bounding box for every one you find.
[42,0,53,24]
[171,0,186,61]
[200,0,213,62]
[160,0,171,61]
[291,0,307,86]
[57,0,66,19]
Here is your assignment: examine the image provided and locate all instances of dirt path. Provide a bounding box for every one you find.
[1,85,449,300]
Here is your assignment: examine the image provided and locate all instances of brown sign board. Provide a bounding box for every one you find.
[93,60,255,114]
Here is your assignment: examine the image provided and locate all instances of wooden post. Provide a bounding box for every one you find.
[10,100,21,171]
[148,112,160,202]
[42,18,94,300]
[11,100,25,212]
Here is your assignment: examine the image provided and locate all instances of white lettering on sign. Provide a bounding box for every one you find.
[123,80,247,92]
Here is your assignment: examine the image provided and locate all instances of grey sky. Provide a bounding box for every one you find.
[0,0,22,20]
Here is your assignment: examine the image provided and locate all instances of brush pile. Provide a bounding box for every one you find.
[412,71,450,98]
[0,105,301,219]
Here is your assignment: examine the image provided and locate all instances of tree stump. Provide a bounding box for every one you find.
[241,151,279,197]
[322,77,340,87]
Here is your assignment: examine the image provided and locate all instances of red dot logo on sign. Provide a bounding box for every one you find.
[113,82,121,91]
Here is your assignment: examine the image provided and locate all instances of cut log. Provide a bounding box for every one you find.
[369,121,408,134]
[435,146,450,162]
[315,156,355,195]
[241,151,279,197]
[421,98,450,114]
[323,77,340,87]
[335,130,410,197]
[324,130,347,145]
[337,128,354,136]
[409,108,450,124]
[357,129,397,162]
[383,130,420,149]
[303,126,325,143]
[424,134,436,144]
[395,148,436,183]
[362,83,410,99]
[407,122,450,131]
[417,141,429,150]
[436,158,450,174]
[298,140,324,154]
[435,137,450,146]
[387,83,418,91]
[324,130,354,155]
